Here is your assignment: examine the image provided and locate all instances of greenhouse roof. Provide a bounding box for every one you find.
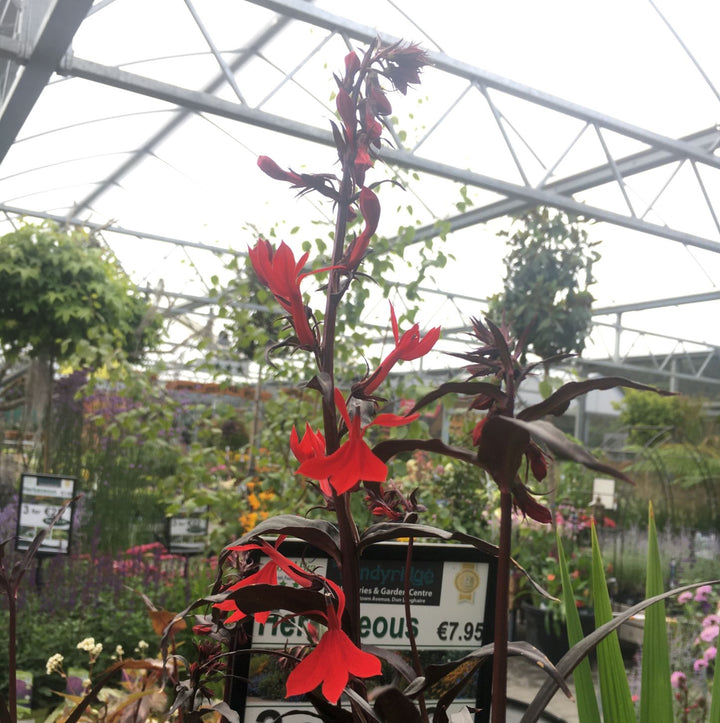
[2,0,720,390]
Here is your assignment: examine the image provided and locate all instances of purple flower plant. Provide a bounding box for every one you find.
[671,670,687,689]
[695,585,713,603]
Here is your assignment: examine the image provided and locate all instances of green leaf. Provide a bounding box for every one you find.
[558,533,600,723]
[524,580,720,721]
[538,378,553,400]
[591,523,635,722]
[640,501,673,722]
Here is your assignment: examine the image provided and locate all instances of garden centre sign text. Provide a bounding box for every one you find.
[237,541,496,723]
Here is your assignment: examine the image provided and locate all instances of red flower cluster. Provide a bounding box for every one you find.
[341,186,380,271]
[297,388,418,494]
[285,580,380,703]
[214,542,380,704]
[213,537,313,624]
[290,423,330,497]
[247,239,326,349]
[355,303,440,397]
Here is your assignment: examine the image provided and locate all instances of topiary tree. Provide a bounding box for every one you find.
[0,222,162,468]
[488,207,600,365]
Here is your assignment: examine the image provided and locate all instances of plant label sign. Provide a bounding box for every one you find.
[166,508,209,555]
[238,541,496,723]
[16,473,76,554]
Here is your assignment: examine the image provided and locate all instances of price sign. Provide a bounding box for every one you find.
[232,540,497,723]
[437,620,484,643]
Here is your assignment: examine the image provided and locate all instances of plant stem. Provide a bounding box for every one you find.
[491,489,512,723]
[404,538,428,721]
[319,163,363,644]
[7,591,16,721]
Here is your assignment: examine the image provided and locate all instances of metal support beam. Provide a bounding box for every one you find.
[0,201,243,255]
[399,126,720,248]
[249,0,720,171]
[65,8,298,218]
[593,290,720,316]
[580,357,720,387]
[0,0,93,163]
[0,52,700,253]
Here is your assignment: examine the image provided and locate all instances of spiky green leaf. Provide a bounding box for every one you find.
[591,524,635,722]
[558,533,600,723]
[640,502,673,723]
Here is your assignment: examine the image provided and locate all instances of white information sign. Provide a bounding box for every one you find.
[167,510,209,555]
[237,541,495,723]
[251,557,490,650]
[16,473,76,554]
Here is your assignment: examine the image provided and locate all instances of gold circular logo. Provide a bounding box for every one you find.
[455,563,480,601]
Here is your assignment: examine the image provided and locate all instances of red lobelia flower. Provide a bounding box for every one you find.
[336,88,356,141]
[355,304,440,396]
[214,537,315,624]
[342,187,380,271]
[257,156,303,185]
[297,388,418,494]
[248,239,319,348]
[285,580,380,704]
[290,423,331,497]
[344,51,360,80]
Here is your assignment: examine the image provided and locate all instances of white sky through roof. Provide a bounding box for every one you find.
[1,0,720,378]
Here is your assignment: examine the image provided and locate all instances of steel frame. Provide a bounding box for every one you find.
[0,0,718,387]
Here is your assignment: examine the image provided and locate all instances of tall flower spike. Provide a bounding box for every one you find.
[354,303,440,397]
[248,239,318,348]
[297,388,418,494]
[285,580,381,704]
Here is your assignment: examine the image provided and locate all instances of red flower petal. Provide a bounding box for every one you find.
[298,416,387,494]
[285,628,380,704]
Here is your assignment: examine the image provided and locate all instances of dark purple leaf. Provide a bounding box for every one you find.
[372,437,477,466]
[476,415,530,489]
[406,641,570,699]
[407,382,507,416]
[495,417,634,484]
[221,514,341,563]
[204,701,239,722]
[486,318,515,376]
[518,376,674,421]
[344,687,383,721]
[358,522,498,559]
[364,646,416,682]
[214,584,328,621]
[372,686,422,722]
